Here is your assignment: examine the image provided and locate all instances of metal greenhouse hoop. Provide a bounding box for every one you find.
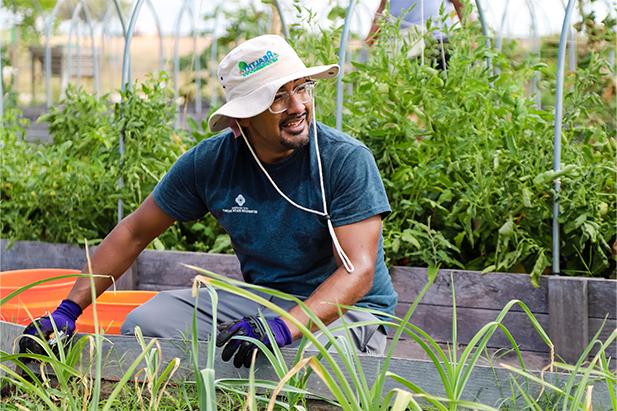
[273,0,289,39]
[173,0,202,124]
[552,0,577,274]
[208,5,222,108]
[527,0,542,108]
[0,42,3,120]
[560,0,577,72]
[100,1,127,88]
[474,0,493,73]
[335,0,357,131]
[492,0,543,105]
[61,0,100,96]
[102,0,164,86]
[44,0,69,108]
[118,0,147,222]
[145,0,165,71]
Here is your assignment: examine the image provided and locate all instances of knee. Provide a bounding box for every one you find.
[120,293,166,336]
[119,290,194,338]
[120,305,147,335]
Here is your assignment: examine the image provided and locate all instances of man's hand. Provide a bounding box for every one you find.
[21,299,82,355]
[216,316,292,368]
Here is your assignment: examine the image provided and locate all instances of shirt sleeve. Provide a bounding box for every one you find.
[329,145,391,227]
[152,147,208,221]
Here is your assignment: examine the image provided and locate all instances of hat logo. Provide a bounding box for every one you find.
[238,50,279,77]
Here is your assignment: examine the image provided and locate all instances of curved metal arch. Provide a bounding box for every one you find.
[527,0,541,108]
[552,0,577,274]
[173,0,202,119]
[272,0,289,38]
[474,0,492,73]
[61,0,100,96]
[209,4,223,107]
[560,0,576,71]
[44,0,70,108]
[528,0,556,38]
[100,3,128,56]
[121,0,146,91]
[144,0,165,71]
[61,2,82,91]
[100,0,128,90]
[335,0,357,131]
[117,0,147,222]
[495,1,510,52]
[113,0,164,85]
[0,42,4,120]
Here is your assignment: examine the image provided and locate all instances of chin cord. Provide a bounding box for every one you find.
[234,102,355,273]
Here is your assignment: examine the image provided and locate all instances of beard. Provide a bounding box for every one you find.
[280,132,309,149]
[279,113,310,150]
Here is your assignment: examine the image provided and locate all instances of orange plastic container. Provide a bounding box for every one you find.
[0,268,80,324]
[76,290,158,335]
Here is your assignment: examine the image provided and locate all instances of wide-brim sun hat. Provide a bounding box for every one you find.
[208,34,339,132]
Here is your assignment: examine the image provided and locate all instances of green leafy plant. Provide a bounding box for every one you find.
[187,265,564,410]
[2,2,615,282]
[0,74,204,251]
[2,265,615,409]
[289,8,616,282]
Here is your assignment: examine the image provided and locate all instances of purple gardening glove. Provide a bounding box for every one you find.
[20,299,82,355]
[216,315,292,368]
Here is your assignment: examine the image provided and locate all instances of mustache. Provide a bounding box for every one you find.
[280,113,307,127]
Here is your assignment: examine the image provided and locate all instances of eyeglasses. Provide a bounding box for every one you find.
[268,81,316,114]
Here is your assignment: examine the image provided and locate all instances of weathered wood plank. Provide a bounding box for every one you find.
[0,240,136,290]
[588,318,617,356]
[1,321,612,408]
[395,304,551,352]
[0,239,85,271]
[390,339,552,371]
[3,240,615,364]
[114,266,137,290]
[390,267,548,313]
[135,249,242,288]
[588,278,617,319]
[549,277,589,364]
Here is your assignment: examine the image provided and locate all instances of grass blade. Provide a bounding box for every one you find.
[267,356,313,411]
[101,338,158,411]
[390,388,422,411]
[201,368,217,411]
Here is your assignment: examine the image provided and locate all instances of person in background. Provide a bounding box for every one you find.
[366,0,464,69]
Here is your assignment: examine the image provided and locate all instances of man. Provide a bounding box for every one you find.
[23,35,397,368]
[366,0,463,69]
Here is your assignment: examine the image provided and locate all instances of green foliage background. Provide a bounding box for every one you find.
[1,7,615,283]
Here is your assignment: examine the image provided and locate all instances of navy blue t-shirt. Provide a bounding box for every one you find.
[153,122,398,315]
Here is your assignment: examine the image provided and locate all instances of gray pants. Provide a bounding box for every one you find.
[121,288,387,355]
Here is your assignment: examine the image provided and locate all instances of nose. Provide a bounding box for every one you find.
[286,93,305,115]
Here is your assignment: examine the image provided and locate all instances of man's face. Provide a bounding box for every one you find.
[239,78,313,163]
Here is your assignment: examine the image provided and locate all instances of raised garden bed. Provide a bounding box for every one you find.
[2,239,615,366]
[0,320,613,408]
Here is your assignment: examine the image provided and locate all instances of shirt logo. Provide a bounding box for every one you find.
[223,194,258,215]
[238,51,279,77]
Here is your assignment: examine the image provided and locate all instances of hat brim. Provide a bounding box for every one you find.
[208,63,339,132]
